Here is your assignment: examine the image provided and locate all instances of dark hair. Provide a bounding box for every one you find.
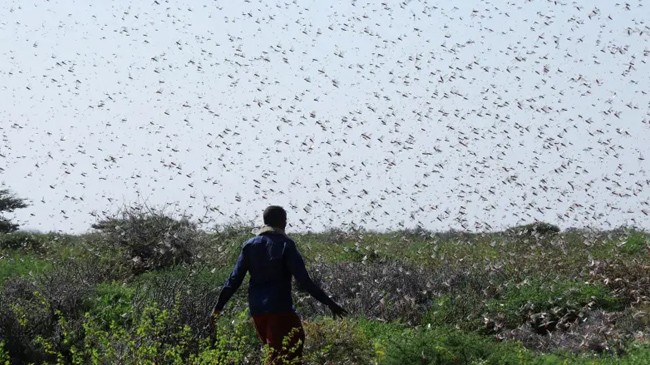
[263,206,287,228]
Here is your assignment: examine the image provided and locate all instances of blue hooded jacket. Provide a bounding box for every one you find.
[213,229,335,315]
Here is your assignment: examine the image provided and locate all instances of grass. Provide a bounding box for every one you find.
[0,252,51,285]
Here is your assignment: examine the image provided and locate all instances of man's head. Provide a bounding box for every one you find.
[263,205,287,230]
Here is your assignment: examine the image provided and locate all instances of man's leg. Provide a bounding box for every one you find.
[253,313,277,364]
[267,312,305,364]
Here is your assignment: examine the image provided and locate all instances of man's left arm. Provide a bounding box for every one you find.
[284,240,348,318]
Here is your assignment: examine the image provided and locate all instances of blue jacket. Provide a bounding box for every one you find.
[214,231,335,316]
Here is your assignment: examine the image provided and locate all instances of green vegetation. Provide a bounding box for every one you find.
[0,252,51,285]
[0,215,648,364]
[621,231,649,255]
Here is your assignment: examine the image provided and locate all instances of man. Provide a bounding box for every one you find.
[211,205,347,364]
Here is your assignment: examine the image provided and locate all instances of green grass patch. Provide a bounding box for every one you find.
[373,324,534,365]
[486,279,623,330]
[424,292,486,330]
[0,253,51,285]
[84,282,136,328]
[621,231,649,255]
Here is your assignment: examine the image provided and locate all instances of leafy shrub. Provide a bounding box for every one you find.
[4,300,261,365]
[355,319,408,363]
[189,309,261,364]
[84,282,135,329]
[424,292,486,331]
[0,342,8,365]
[77,304,195,365]
[302,317,374,364]
[92,205,200,273]
[617,343,650,364]
[38,259,107,317]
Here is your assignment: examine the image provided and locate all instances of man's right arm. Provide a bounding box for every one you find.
[213,246,248,312]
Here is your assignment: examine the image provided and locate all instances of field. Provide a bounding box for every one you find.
[0,211,648,364]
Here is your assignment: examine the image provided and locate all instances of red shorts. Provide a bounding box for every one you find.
[252,311,305,364]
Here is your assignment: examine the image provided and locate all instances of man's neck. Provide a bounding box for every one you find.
[256,225,286,235]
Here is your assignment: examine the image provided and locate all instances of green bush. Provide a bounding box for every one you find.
[0,231,47,251]
[424,292,486,330]
[190,309,261,364]
[0,342,8,365]
[507,222,560,237]
[85,282,135,329]
[76,304,193,365]
[616,343,650,365]
[2,299,261,365]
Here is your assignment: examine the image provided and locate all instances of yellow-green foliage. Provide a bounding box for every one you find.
[71,305,257,365]
[302,317,374,364]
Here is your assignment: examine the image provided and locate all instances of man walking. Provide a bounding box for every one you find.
[211,205,347,364]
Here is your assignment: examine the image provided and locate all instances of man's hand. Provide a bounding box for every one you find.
[209,309,221,329]
[328,302,348,319]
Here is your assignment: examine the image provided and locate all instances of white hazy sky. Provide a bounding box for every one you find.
[1,0,649,234]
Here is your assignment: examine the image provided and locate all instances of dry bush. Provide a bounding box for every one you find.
[132,267,226,342]
[92,204,200,274]
[192,225,255,269]
[0,257,111,364]
[38,259,106,318]
[589,258,650,305]
[301,260,493,324]
[0,277,54,364]
[499,309,634,355]
[301,260,434,323]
